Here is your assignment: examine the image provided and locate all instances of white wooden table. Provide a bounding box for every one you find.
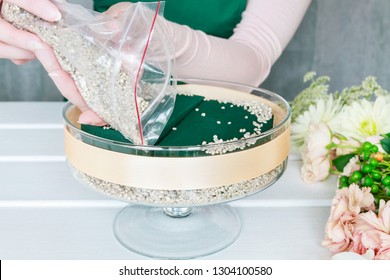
[0,102,335,260]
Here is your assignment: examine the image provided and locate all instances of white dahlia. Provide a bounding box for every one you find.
[330,96,390,141]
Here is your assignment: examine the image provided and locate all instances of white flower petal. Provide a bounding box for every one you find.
[331,96,390,141]
[291,95,342,151]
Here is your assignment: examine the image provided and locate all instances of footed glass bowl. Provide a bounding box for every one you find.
[63,79,291,259]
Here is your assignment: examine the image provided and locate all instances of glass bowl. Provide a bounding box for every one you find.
[63,79,291,259]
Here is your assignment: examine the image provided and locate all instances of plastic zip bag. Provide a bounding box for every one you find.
[1,0,176,145]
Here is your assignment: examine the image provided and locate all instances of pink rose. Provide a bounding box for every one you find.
[301,156,331,183]
[301,122,332,183]
[303,122,331,160]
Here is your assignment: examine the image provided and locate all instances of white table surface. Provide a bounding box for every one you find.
[0,102,335,260]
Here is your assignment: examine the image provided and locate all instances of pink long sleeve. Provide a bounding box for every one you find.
[163,0,311,86]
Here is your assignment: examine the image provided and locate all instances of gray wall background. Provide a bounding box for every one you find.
[1,0,389,101]
[262,0,390,100]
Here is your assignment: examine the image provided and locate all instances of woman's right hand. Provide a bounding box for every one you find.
[0,0,62,64]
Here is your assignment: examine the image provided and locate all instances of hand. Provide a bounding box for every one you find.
[104,2,132,18]
[0,0,106,125]
[32,2,132,126]
[0,0,61,64]
[33,40,106,125]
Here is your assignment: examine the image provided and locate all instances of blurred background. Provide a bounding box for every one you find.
[262,0,390,100]
[1,0,389,101]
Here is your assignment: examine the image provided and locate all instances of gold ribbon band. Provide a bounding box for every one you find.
[64,127,290,190]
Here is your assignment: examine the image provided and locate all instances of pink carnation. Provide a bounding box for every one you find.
[322,185,375,253]
[354,200,390,259]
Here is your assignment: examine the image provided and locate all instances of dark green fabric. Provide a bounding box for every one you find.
[157,98,265,146]
[93,0,247,38]
[157,93,204,141]
[81,94,274,156]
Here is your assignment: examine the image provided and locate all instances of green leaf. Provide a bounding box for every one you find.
[380,137,390,154]
[333,154,356,172]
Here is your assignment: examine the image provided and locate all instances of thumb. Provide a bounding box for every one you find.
[78,109,107,126]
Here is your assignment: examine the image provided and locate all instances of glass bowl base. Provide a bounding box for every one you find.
[113,204,241,259]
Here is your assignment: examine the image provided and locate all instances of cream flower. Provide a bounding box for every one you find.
[331,96,390,142]
[291,95,342,151]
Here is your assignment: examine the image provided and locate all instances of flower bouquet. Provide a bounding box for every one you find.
[291,72,390,259]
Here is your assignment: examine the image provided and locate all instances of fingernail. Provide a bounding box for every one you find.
[48,72,60,78]
[77,119,89,125]
[78,114,93,125]
[77,119,99,126]
[28,41,44,52]
[49,10,62,22]
[78,115,107,126]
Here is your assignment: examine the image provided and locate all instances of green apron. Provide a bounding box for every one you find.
[93,0,247,38]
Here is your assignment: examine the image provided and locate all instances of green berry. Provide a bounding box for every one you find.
[361,164,373,174]
[339,182,349,189]
[371,170,382,181]
[339,176,349,184]
[363,151,371,161]
[371,145,379,153]
[385,186,390,196]
[368,158,379,168]
[350,171,363,183]
[362,141,372,151]
[370,185,379,194]
[362,176,374,186]
[382,176,390,186]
